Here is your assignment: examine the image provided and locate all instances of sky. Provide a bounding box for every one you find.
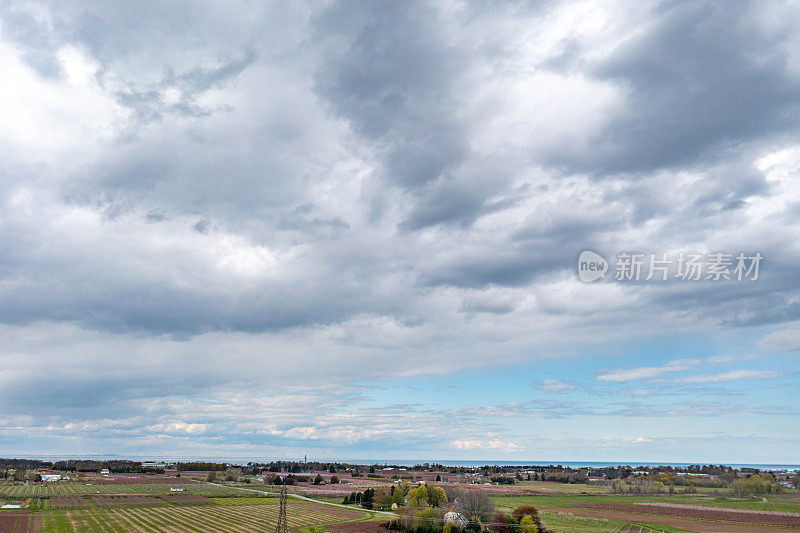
[0,0,799,464]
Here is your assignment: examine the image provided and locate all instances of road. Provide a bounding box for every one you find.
[204,480,398,517]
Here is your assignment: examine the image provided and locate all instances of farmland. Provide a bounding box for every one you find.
[6,481,799,532]
[492,491,800,532]
[1,488,378,532]
[575,502,800,527]
[36,500,373,532]
[0,469,390,533]
[492,491,800,514]
[2,462,799,532]
[0,481,243,498]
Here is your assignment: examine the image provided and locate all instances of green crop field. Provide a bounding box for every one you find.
[35,502,371,532]
[538,511,695,533]
[514,482,609,494]
[0,485,376,532]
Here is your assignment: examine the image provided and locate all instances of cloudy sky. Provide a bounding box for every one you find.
[1,0,799,464]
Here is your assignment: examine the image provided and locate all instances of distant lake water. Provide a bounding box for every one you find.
[22,455,800,471]
[334,460,800,471]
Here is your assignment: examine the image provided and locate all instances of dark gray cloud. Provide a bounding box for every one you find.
[550,1,800,174]
[313,1,468,190]
[0,0,798,334]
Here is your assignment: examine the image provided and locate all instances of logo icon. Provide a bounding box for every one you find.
[578,250,608,282]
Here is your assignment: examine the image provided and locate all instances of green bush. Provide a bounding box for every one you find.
[413,508,439,533]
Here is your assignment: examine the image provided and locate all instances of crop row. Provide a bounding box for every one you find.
[0,512,40,533]
[0,483,242,497]
[39,502,367,532]
[578,502,800,527]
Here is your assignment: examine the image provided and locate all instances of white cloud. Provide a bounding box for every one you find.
[597,359,701,382]
[675,370,777,383]
[147,423,207,435]
[534,380,580,393]
[0,0,799,460]
[451,439,522,454]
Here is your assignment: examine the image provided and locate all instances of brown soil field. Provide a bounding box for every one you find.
[50,496,91,509]
[552,507,800,533]
[0,511,38,533]
[163,493,214,504]
[325,520,387,532]
[634,502,800,517]
[577,503,800,527]
[91,495,163,507]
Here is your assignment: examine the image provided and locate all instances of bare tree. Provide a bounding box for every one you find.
[446,487,494,520]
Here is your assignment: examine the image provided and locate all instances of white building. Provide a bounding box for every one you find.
[41,474,62,482]
[444,511,467,528]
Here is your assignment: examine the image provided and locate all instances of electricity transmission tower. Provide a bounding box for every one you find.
[275,486,288,533]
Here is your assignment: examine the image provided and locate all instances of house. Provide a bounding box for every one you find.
[444,511,467,528]
[41,474,62,482]
[100,469,110,475]
[170,486,185,492]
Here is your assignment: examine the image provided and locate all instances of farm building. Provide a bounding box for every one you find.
[41,474,62,482]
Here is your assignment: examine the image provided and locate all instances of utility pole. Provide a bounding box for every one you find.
[275,486,288,533]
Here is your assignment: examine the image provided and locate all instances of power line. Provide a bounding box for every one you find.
[275,486,288,533]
